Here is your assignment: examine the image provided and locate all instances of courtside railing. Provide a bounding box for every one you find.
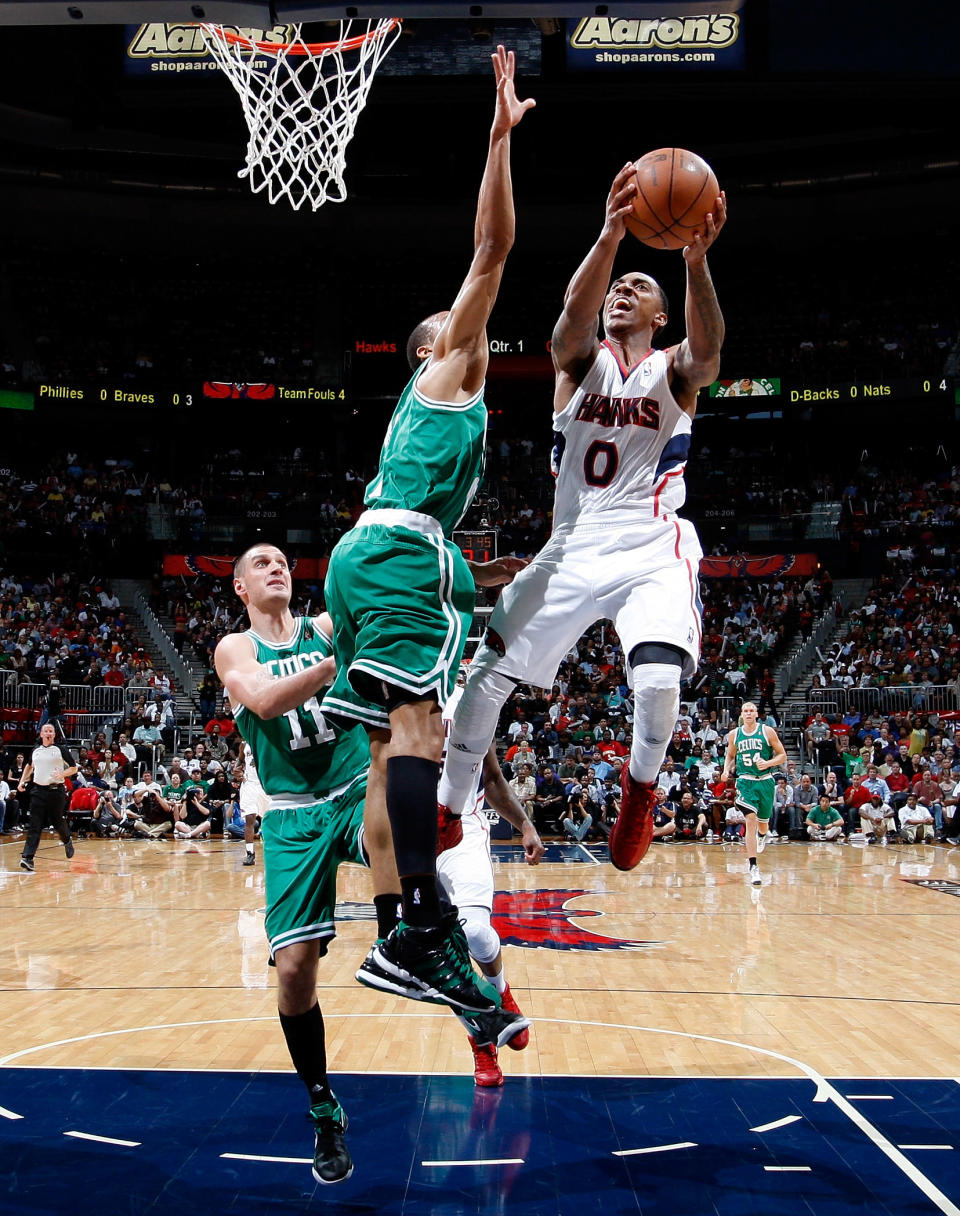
[132,589,195,698]
[776,599,843,699]
[808,683,960,719]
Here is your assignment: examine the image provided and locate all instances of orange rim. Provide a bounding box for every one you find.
[202,18,401,56]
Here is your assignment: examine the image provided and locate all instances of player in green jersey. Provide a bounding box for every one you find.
[721,701,787,887]
[215,542,364,1185]
[215,542,526,1183]
[324,47,533,1016]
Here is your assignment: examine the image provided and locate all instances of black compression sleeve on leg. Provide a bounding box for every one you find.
[386,755,443,925]
[278,1003,331,1103]
[386,755,440,874]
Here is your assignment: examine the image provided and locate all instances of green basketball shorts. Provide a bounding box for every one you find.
[261,773,367,959]
[735,776,774,821]
[323,511,475,731]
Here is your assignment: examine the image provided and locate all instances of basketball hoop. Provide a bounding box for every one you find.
[200,19,402,212]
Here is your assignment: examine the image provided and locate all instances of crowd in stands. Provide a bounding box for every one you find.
[5,443,960,858]
[495,684,767,845]
[476,571,831,843]
[0,461,153,564]
[0,571,158,692]
[840,466,960,566]
[808,569,960,698]
[153,562,829,757]
[788,701,960,845]
[0,704,246,840]
[491,685,960,849]
[6,433,960,587]
[712,248,958,382]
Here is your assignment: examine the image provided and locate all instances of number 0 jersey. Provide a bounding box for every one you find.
[551,343,691,530]
[232,616,369,809]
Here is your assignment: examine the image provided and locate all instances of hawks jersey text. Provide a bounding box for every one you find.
[551,343,691,530]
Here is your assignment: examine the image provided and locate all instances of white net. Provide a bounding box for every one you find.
[200,20,402,212]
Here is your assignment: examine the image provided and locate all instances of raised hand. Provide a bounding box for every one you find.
[491,44,536,136]
[683,190,727,263]
[603,162,639,241]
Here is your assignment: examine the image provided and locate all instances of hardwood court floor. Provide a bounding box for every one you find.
[0,831,957,1082]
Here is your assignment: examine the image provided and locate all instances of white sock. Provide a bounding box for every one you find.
[437,666,515,815]
[489,968,507,995]
[437,744,486,816]
[629,663,680,783]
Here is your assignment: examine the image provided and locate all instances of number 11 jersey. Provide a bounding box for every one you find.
[232,617,369,808]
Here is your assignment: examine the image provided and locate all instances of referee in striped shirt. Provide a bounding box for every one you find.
[18,723,78,872]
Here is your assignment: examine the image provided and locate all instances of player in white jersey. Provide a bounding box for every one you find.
[437,679,544,1085]
[237,742,269,866]
[438,162,726,873]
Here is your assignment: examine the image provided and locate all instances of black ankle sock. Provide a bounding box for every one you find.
[385,755,440,875]
[400,874,442,926]
[374,893,402,939]
[278,1003,330,1101]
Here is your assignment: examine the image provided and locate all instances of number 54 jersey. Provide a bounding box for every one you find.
[232,617,369,808]
[551,343,692,530]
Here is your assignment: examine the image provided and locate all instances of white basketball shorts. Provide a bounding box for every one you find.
[476,513,703,688]
[239,781,270,818]
[436,803,493,911]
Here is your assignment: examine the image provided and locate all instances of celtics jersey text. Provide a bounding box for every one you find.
[364,360,487,536]
[232,617,369,806]
[551,344,691,530]
[733,724,775,781]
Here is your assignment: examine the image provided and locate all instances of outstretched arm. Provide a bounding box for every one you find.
[467,555,528,586]
[482,747,544,865]
[418,45,534,402]
[669,192,727,411]
[551,163,637,408]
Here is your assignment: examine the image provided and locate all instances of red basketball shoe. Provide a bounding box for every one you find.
[436,804,463,855]
[500,983,529,1051]
[609,768,655,871]
[469,1037,503,1087]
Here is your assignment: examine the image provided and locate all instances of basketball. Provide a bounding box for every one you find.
[625,148,720,251]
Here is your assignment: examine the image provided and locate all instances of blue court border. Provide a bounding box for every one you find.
[2,1069,957,1215]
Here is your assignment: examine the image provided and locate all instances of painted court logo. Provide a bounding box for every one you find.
[336,890,655,951]
[492,889,654,951]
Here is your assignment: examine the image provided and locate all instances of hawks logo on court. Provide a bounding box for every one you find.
[492,889,654,951]
[335,890,655,951]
